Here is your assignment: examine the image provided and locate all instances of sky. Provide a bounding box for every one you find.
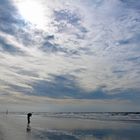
[0,0,140,112]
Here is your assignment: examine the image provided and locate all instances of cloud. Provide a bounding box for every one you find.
[5,74,137,101]
[0,0,25,35]
[0,0,140,111]
[0,36,24,55]
[120,0,140,10]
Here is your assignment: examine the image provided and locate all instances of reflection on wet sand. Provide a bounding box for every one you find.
[26,124,31,132]
[1,113,140,140]
[31,117,140,140]
[33,127,140,140]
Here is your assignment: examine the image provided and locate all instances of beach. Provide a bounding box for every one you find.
[0,112,140,140]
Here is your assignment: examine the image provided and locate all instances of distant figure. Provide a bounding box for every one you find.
[5,109,8,119]
[27,113,32,124]
[26,113,32,132]
[6,109,8,115]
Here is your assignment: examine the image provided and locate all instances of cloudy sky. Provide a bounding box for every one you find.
[0,0,140,112]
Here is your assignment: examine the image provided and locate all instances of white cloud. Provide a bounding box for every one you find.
[0,0,139,109]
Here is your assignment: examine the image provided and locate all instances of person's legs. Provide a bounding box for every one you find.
[27,117,30,124]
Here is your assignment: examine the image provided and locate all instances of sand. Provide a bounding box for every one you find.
[0,113,140,140]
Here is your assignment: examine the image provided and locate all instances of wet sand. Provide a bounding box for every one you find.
[0,114,140,140]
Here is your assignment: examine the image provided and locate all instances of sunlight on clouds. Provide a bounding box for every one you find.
[15,0,48,29]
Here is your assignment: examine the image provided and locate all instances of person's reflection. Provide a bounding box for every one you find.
[26,124,31,132]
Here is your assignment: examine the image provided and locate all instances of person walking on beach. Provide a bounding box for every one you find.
[27,113,32,124]
[27,113,32,132]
